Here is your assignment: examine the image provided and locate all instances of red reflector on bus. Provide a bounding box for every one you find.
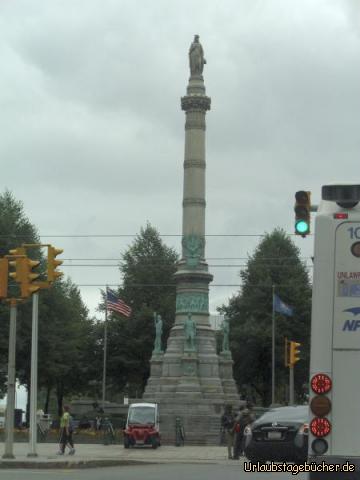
[334,213,348,219]
[311,373,332,394]
[310,417,331,437]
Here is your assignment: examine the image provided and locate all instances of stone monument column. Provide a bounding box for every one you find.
[174,34,212,329]
[143,35,239,444]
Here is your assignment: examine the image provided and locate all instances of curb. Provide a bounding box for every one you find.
[0,458,229,469]
[0,459,156,469]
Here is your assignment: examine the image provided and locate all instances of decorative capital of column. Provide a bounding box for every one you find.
[181,94,211,112]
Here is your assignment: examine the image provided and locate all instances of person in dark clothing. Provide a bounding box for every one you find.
[233,406,245,459]
[221,405,235,459]
[233,404,255,459]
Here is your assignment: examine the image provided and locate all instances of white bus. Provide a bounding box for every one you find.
[308,183,360,479]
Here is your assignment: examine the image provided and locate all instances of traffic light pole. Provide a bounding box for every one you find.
[289,365,295,405]
[2,300,17,459]
[28,291,39,457]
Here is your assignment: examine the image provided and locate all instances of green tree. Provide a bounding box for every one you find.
[0,190,40,258]
[0,190,94,416]
[101,223,178,397]
[221,229,312,406]
[0,191,40,397]
[16,279,92,416]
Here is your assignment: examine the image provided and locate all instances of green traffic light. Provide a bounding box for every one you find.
[295,220,309,234]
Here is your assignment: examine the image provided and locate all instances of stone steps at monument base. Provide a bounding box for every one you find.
[157,412,223,446]
[160,432,221,446]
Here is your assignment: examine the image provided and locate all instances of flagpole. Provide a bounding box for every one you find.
[102,286,108,410]
[272,284,275,406]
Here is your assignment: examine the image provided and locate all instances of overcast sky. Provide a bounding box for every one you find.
[1,0,360,323]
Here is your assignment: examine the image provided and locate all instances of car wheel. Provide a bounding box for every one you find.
[124,436,130,449]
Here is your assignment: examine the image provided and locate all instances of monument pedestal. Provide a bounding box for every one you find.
[176,352,201,396]
[219,351,239,404]
[144,352,164,396]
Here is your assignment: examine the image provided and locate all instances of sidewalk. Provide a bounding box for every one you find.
[0,443,244,469]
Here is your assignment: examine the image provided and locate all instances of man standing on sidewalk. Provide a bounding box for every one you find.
[220,405,235,459]
[233,404,255,459]
[57,405,75,455]
[233,405,245,459]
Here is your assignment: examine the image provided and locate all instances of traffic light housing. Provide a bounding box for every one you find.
[9,255,40,298]
[294,191,311,237]
[8,247,26,289]
[9,247,26,257]
[47,246,63,282]
[289,341,301,366]
[0,258,8,298]
[23,257,41,297]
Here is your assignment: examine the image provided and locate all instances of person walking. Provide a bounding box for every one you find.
[57,405,75,455]
[233,405,245,459]
[221,405,235,459]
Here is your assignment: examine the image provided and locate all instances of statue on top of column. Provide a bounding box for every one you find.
[189,35,206,76]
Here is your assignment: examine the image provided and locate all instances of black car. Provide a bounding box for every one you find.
[244,405,309,463]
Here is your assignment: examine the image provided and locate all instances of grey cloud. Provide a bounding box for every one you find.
[0,0,357,317]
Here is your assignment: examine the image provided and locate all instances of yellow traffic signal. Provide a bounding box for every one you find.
[9,247,26,257]
[47,246,63,282]
[9,256,24,284]
[23,258,41,297]
[294,191,311,237]
[289,341,301,366]
[0,258,8,298]
[9,256,40,298]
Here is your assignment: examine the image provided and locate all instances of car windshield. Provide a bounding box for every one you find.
[255,406,308,425]
[128,406,155,425]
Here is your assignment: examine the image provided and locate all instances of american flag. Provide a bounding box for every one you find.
[106,289,132,317]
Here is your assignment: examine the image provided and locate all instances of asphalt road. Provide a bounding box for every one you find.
[0,464,307,480]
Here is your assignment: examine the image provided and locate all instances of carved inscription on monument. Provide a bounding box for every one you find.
[182,362,196,376]
[176,292,209,313]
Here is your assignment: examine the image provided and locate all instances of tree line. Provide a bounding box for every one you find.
[0,190,311,415]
